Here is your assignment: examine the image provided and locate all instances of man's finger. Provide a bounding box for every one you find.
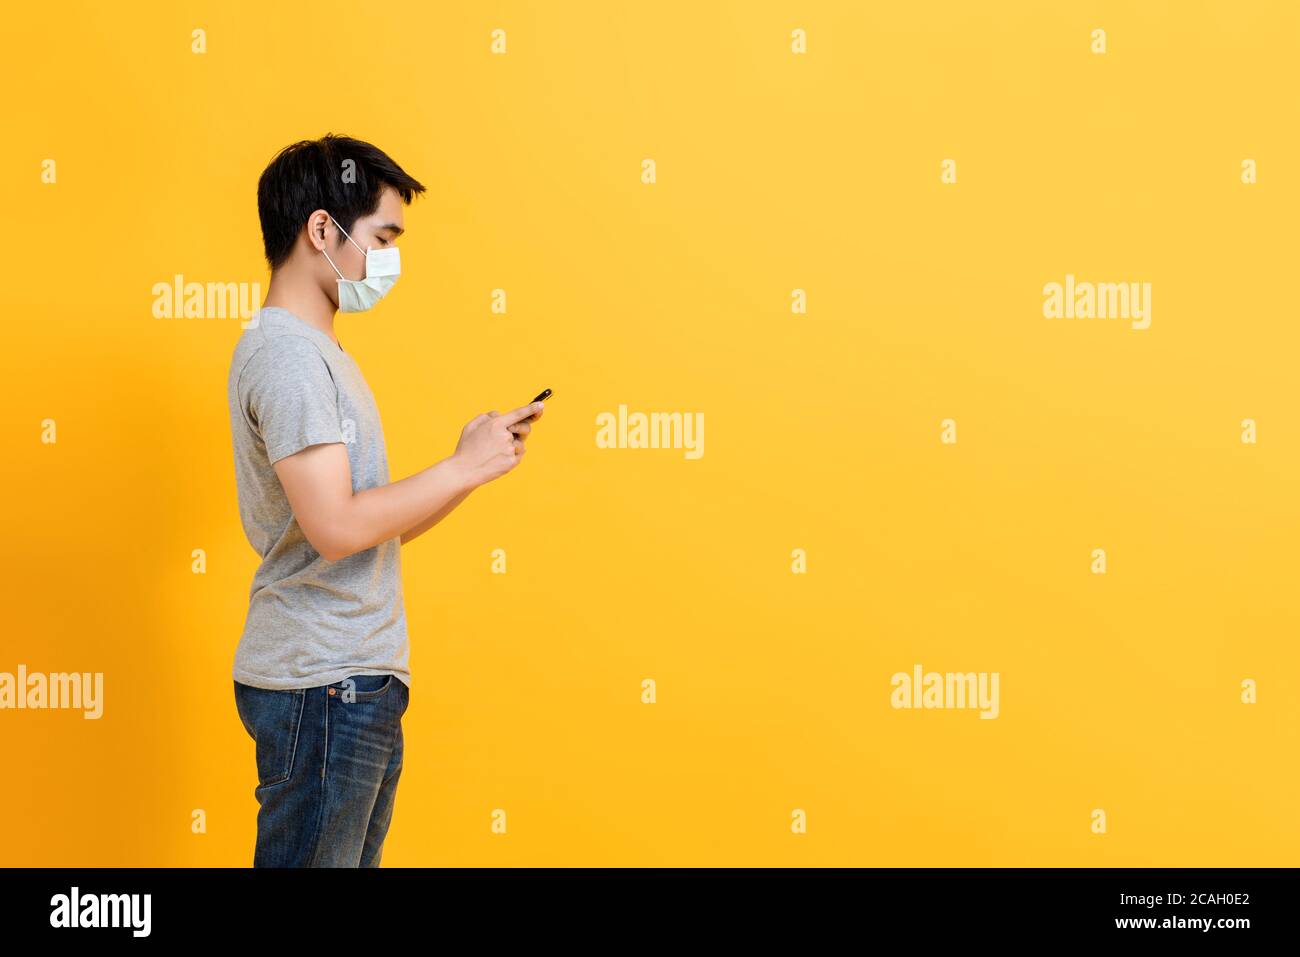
[502,401,544,426]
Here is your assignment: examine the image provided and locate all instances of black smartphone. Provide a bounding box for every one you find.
[524,388,551,421]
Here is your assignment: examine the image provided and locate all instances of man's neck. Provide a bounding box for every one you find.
[263,271,340,346]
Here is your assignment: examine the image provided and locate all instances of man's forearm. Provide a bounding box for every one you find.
[330,455,476,559]
[400,485,474,545]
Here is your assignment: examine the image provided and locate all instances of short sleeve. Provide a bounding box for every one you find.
[238,335,343,464]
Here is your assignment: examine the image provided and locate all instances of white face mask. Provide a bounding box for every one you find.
[320,212,401,313]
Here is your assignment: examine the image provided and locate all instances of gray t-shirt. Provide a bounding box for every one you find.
[226,306,410,691]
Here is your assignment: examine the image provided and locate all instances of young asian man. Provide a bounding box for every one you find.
[227,134,545,867]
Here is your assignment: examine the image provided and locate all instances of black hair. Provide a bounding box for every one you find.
[256,134,426,270]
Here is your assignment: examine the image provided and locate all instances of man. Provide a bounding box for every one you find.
[227,134,544,867]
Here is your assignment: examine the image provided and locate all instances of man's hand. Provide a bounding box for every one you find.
[452,400,544,486]
[401,401,546,547]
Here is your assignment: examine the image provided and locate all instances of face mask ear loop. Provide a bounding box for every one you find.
[320,213,365,281]
[328,213,368,256]
[320,245,347,282]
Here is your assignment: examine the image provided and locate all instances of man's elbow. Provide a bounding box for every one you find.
[304,528,356,563]
[323,536,369,562]
[318,543,349,562]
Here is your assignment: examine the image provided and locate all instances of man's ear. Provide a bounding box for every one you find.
[305,209,332,252]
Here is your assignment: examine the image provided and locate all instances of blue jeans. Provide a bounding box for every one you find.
[233,673,409,867]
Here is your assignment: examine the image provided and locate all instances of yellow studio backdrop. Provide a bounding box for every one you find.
[1,0,1297,866]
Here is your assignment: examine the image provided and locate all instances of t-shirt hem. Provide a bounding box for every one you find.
[232,665,411,692]
[266,430,345,465]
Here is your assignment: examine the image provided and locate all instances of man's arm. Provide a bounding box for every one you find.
[400,486,474,545]
[271,401,540,562]
[274,446,475,561]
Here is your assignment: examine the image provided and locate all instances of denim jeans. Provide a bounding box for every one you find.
[233,672,409,867]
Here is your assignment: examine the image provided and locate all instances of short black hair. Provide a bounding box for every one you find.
[257,134,426,270]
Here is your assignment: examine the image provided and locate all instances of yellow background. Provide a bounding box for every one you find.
[1,0,1296,866]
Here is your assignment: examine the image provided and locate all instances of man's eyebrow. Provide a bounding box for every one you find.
[377,223,404,237]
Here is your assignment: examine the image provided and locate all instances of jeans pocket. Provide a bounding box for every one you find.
[331,674,394,703]
[235,683,307,790]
